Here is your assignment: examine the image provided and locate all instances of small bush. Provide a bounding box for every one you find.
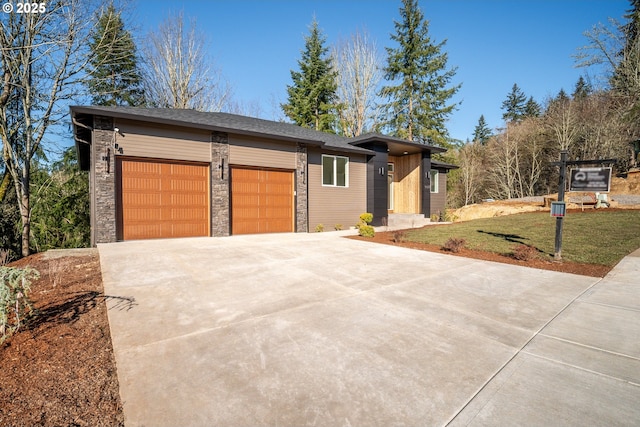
[315,224,324,233]
[392,230,406,243]
[0,249,11,267]
[359,213,373,224]
[512,244,538,261]
[358,224,375,238]
[442,237,466,253]
[430,214,439,222]
[1,266,39,344]
[334,224,343,231]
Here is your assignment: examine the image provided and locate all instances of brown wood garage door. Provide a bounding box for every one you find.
[231,167,294,235]
[118,158,209,240]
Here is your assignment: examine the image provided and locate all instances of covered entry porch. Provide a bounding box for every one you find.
[350,135,447,227]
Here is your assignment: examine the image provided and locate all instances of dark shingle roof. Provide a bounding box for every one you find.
[70,106,373,154]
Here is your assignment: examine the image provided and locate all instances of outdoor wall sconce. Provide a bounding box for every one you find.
[379,166,385,176]
[102,148,111,173]
[299,169,306,184]
[218,159,225,180]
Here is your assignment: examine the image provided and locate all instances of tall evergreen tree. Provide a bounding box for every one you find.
[611,0,640,95]
[501,83,527,122]
[87,4,144,106]
[282,19,337,132]
[572,76,591,99]
[378,0,460,146]
[524,96,541,117]
[472,115,492,145]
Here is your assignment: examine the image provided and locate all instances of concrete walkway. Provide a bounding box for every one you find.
[98,233,640,426]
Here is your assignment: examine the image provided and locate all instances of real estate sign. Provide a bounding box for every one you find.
[569,167,612,192]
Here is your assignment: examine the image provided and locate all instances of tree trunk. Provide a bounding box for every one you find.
[0,172,10,202]
[18,170,30,257]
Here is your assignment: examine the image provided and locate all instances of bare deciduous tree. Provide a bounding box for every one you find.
[142,11,231,111]
[0,0,97,256]
[545,97,579,152]
[457,141,485,205]
[332,30,382,137]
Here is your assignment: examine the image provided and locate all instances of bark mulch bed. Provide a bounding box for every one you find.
[0,251,124,426]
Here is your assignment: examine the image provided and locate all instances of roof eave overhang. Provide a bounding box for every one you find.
[70,106,326,148]
[349,134,447,155]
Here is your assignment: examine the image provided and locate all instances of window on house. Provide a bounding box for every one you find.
[322,155,349,187]
[430,169,439,193]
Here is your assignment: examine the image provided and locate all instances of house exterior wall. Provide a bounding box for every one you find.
[307,148,367,231]
[295,143,308,232]
[92,116,117,245]
[430,170,448,217]
[388,154,421,214]
[211,132,230,236]
[113,119,211,162]
[228,135,296,169]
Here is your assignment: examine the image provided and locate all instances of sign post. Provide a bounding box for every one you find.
[549,153,616,261]
[554,151,568,260]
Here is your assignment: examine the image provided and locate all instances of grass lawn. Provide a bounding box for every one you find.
[404,210,640,266]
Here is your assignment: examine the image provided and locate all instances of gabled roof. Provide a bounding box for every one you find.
[70,106,373,155]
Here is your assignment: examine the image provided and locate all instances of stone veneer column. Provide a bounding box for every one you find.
[210,132,230,236]
[295,143,308,232]
[92,116,117,244]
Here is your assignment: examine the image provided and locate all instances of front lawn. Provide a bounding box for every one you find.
[403,210,640,267]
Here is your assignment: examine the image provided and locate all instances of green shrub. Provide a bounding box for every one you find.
[358,224,375,238]
[315,224,324,233]
[334,224,343,231]
[442,237,466,253]
[0,249,11,267]
[359,213,373,224]
[1,266,39,344]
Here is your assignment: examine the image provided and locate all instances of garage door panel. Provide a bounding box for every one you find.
[231,167,294,235]
[119,159,210,240]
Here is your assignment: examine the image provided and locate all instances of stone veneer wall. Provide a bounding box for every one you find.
[93,116,117,244]
[295,143,308,232]
[211,131,230,236]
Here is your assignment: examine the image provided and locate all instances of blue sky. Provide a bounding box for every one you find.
[132,0,630,142]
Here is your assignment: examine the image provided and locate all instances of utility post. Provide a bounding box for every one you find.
[554,150,568,260]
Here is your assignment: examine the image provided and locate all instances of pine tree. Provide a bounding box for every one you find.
[87,4,144,106]
[501,83,527,122]
[379,0,460,146]
[556,88,569,102]
[472,115,492,145]
[282,19,337,132]
[572,76,591,99]
[524,96,541,117]
[611,0,640,94]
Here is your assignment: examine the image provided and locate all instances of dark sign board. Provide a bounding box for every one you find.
[569,167,612,192]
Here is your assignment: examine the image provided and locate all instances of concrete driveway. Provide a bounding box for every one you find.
[98,232,640,426]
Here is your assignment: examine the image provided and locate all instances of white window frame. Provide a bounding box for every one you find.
[322,154,349,187]
[430,169,439,193]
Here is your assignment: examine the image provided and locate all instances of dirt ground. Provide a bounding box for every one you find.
[450,171,640,222]
[0,251,124,426]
